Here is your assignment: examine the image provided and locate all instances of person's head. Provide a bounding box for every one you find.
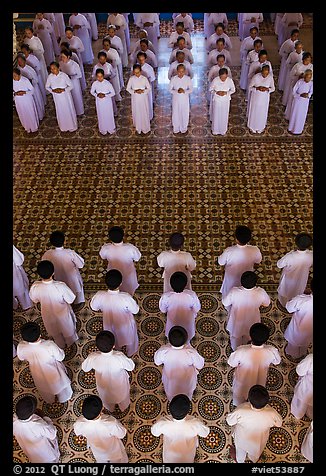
[176,64,185,78]
[248,385,270,409]
[169,232,184,250]
[302,52,312,65]
[215,23,225,35]
[20,322,41,342]
[176,51,185,63]
[168,326,188,347]
[253,39,263,51]
[140,39,149,52]
[15,396,37,420]
[102,39,111,51]
[258,50,268,63]
[60,42,70,51]
[60,49,71,63]
[176,22,185,34]
[36,13,44,21]
[138,29,148,40]
[261,64,270,77]
[17,54,26,68]
[98,51,107,65]
[177,36,186,49]
[235,225,252,245]
[50,61,60,75]
[96,68,105,81]
[249,27,259,39]
[219,67,228,81]
[216,38,225,50]
[109,225,124,243]
[136,52,147,66]
[50,230,65,248]
[216,54,226,67]
[169,394,191,420]
[107,25,116,37]
[294,40,303,53]
[303,69,313,82]
[65,26,74,40]
[250,323,270,346]
[37,260,54,279]
[82,395,103,420]
[241,271,258,289]
[170,271,187,293]
[25,27,34,39]
[290,29,300,41]
[295,232,312,250]
[20,43,31,56]
[13,68,21,81]
[96,330,115,352]
[105,269,123,290]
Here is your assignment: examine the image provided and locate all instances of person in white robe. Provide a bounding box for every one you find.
[20,43,47,102]
[247,65,275,134]
[61,27,87,91]
[237,12,244,40]
[59,49,84,116]
[132,29,156,56]
[24,27,48,84]
[90,69,116,135]
[151,394,209,463]
[29,260,78,349]
[43,13,61,56]
[131,39,158,68]
[222,271,271,350]
[226,385,282,463]
[218,225,262,299]
[277,29,300,91]
[126,64,151,135]
[277,233,313,307]
[69,13,94,64]
[154,326,204,401]
[13,69,39,134]
[207,38,232,67]
[136,52,155,120]
[13,243,33,309]
[100,38,123,98]
[207,13,228,37]
[13,396,60,463]
[74,395,128,463]
[240,13,263,40]
[240,38,263,91]
[45,62,78,132]
[281,41,304,107]
[106,26,125,69]
[82,331,135,412]
[17,321,73,403]
[207,55,232,111]
[274,12,284,39]
[287,71,313,134]
[107,14,128,66]
[168,52,193,80]
[204,13,212,39]
[168,24,192,50]
[17,54,45,121]
[228,323,281,406]
[33,13,56,65]
[90,269,139,356]
[283,53,313,109]
[60,42,86,93]
[41,230,85,304]
[169,64,193,134]
[136,13,160,51]
[301,421,313,463]
[92,52,118,115]
[207,23,232,51]
[209,68,235,136]
[169,36,194,63]
[279,13,303,46]
[285,61,313,119]
[291,353,313,419]
[239,29,262,90]
[246,50,273,102]
[157,232,196,293]
[173,13,194,32]
[53,13,66,40]
[121,13,131,53]
[82,13,98,40]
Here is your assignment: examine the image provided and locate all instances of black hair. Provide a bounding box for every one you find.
[258,49,268,58]
[295,232,312,250]
[37,260,54,279]
[169,232,184,249]
[20,43,31,52]
[290,29,300,36]
[105,269,123,290]
[169,394,190,419]
[176,22,185,28]
[253,39,263,46]
[25,27,34,33]
[235,225,252,245]
[108,225,124,243]
[215,22,225,30]
[50,61,60,69]
[50,230,65,247]
[177,36,186,42]
[133,63,141,71]
[302,52,312,62]
[248,385,270,409]
[96,68,105,76]
[137,52,147,59]
[168,326,188,347]
[16,396,37,420]
[65,26,73,32]
[249,26,258,33]
[82,395,102,420]
[249,323,270,346]
[216,37,225,44]
[219,67,228,76]
[241,271,258,289]
[96,330,115,352]
[13,67,21,76]
[261,64,270,72]
[170,272,187,292]
[140,39,149,46]
[60,42,70,50]
[103,38,111,45]
[21,322,41,342]
[216,54,225,61]
[98,51,107,59]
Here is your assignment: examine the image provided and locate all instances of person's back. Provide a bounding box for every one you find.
[30,280,74,317]
[291,353,313,419]
[284,289,313,357]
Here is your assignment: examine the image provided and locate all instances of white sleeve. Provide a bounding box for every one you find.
[90,293,101,311]
[226,410,239,426]
[269,347,281,365]
[227,349,241,368]
[260,289,271,307]
[159,294,169,313]
[122,355,135,371]
[62,283,76,303]
[192,294,201,313]
[29,284,39,303]
[222,289,233,308]
[81,355,94,373]
[277,253,289,269]
[154,348,165,366]
[255,248,262,263]
[218,249,228,266]
[131,245,141,262]
[126,296,140,314]
[186,253,196,271]
[72,251,85,268]
[191,350,205,370]
[151,420,163,437]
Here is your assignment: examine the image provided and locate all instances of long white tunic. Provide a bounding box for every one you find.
[107,14,128,66]
[137,63,155,120]
[282,61,313,106]
[277,250,313,304]
[154,344,204,401]
[33,17,55,65]
[207,32,232,51]
[132,38,156,56]
[208,48,232,67]
[104,36,124,87]
[151,416,209,463]
[301,421,313,463]
[24,53,47,102]
[168,60,193,80]
[226,403,282,462]
[278,38,296,90]
[159,289,201,340]
[169,75,193,133]
[18,64,45,120]
[207,13,228,35]
[121,13,131,53]
[13,77,39,134]
[13,245,32,309]
[93,60,120,101]
[247,73,275,133]
[99,242,141,295]
[90,79,116,134]
[241,13,263,40]
[218,244,262,298]
[210,76,235,135]
[131,48,158,68]
[54,13,66,39]
[43,13,61,55]
[126,75,151,134]
[222,286,271,338]
[60,34,87,90]
[82,13,98,40]
[13,414,59,463]
[240,49,259,90]
[74,415,128,463]
[23,36,48,84]
[239,37,262,89]
[69,14,94,64]
[157,250,196,293]
[287,79,313,134]
[168,31,192,50]
[45,72,78,132]
[291,353,313,419]
[136,13,160,51]
[279,13,303,45]
[100,47,123,96]
[169,47,194,64]
[284,293,313,348]
[59,59,84,115]
[173,14,194,32]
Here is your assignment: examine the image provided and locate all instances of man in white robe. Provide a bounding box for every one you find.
[126,65,151,135]
[287,70,313,134]
[90,69,116,135]
[59,49,84,116]
[173,13,194,32]
[90,269,139,356]
[209,68,235,136]
[206,23,232,51]
[82,331,135,412]
[279,13,303,46]
[136,13,160,51]
[61,27,87,91]
[100,38,123,98]
[278,29,300,91]
[13,243,33,310]
[301,421,313,462]
[291,353,313,419]
[168,52,193,80]
[169,64,193,134]
[74,395,128,463]
[107,14,128,66]
[169,37,194,64]
[106,26,125,69]
[207,38,232,67]
[136,52,155,120]
[69,13,94,64]
[17,54,45,121]
[33,13,56,65]
[168,23,193,50]
[151,394,209,463]
[247,65,275,134]
[24,27,48,84]
[131,39,158,68]
[13,69,39,134]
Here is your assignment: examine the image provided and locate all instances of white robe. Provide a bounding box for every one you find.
[90,290,139,356]
[240,49,259,91]
[218,244,262,298]
[301,421,313,463]
[33,18,55,65]
[237,13,244,40]
[228,344,281,406]
[105,37,124,88]
[132,38,156,56]
[136,13,160,51]
[45,71,78,132]
[287,79,313,134]
[209,76,235,135]
[207,48,232,67]
[60,34,87,91]
[226,403,282,463]
[282,51,304,101]
[18,64,45,121]
[74,415,128,463]
[13,77,39,134]
[99,47,123,98]
[126,75,151,134]
[131,48,158,68]
[278,38,296,91]
[157,250,196,293]
[239,37,262,90]
[82,350,135,411]
[107,14,128,67]
[169,75,193,133]
[208,64,232,83]
[43,13,61,55]
[13,245,33,309]
[24,53,47,102]
[207,13,228,35]
[159,289,201,341]
[23,36,48,84]
[151,416,209,463]
[99,242,141,295]
[59,59,84,115]
[82,13,98,40]
[279,13,303,46]
[168,31,192,50]
[277,249,313,306]
[207,32,232,51]
[291,353,313,419]
[169,47,194,64]
[90,79,116,135]
[173,14,194,32]
[247,73,275,133]
[69,14,94,64]
[138,63,155,120]
[121,13,131,53]
[284,293,313,356]
[282,61,313,107]
[168,60,193,80]
[54,13,66,39]
[154,344,204,401]
[241,13,263,40]
[13,414,59,463]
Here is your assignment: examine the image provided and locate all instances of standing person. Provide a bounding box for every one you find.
[279,13,303,46]
[208,54,232,83]
[131,39,158,68]
[301,421,313,463]
[20,43,47,102]
[278,29,300,91]
[168,51,193,79]
[13,396,60,463]
[247,64,275,134]
[29,260,78,349]
[209,68,235,136]
[136,52,155,120]
[291,353,313,419]
[240,38,263,92]
[218,225,262,300]
[207,23,232,51]
[53,13,66,41]
[59,49,84,116]
[68,13,94,64]
[13,68,39,134]
[168,22,193,50]
[17,54,45,121]
[82,331,135,412]
[247,50,273,99]
[90,270,139,356]
[207,13,228,34]
[281,41,304,107]
[228,323,281,406]
[282,52,313,108]
[239,29,262,90]
[169,36,194,64]
[222,271,271,350]
[226,385,283,463]
[285,65,313,120]
[33,13,56,66]
[106,26,125,68]
[90,68,116,135]
[61,27,86,91]
[41,230,85,305]
[99,226,141,296]
[74,396,128,463]
[136,13,160,51]
[277,232,313,307]
[207,38,232,67]
[240,13,263,40]
[121,13,131,53]
[45,61,78,133]
[82,13,98,40]
[43,13,61,56]
[13,244,33,310]
[154,326,204,401]
[151,394,209,463]
[173,13,194,32]
[100,37,123,97]
[132,29,156,56]
[91,51,118,115]
[107,13,128,66]
[287,70,313,134]
[126,64,151,135]
[169,64,193,135]
[23,27,48,84]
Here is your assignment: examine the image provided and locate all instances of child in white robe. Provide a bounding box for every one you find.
[228,323,281,406]
[100,38,123,98]
[68,13,94,64]
[126,64,151,135]
[280,41,303,101]
[287,70,313,134]
[13,243,33,310]
[24,27,48,84]
[154,326,204,401]
[74,395,128,463]
[207,13,228,34]
[107,14,128,67]
[226,385,282,463]
[131,39,158,68]
[157,232,196,293]
[29,260,78,349]
[99,226,141,296]
[168,23,193,50]
[90,270,139,356]
[210,68,235,136]
[13,69,39,133]
[59,49,84,116]
[90,69,116,135]
[132,29,156,56]
[277,232,313,307]
[13,396,60,463]
[239,28,262,90]
[240,13,263,40]
[291,353,313,419]
[218,225,262,300]
[169,64,193,134]
[247,65,275,134]
[173,13,194,32]
[82,331,135,412]
[301,421,313,462]
[168,54,193,80]
[151,394,209,463]
[17,322,73,403]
